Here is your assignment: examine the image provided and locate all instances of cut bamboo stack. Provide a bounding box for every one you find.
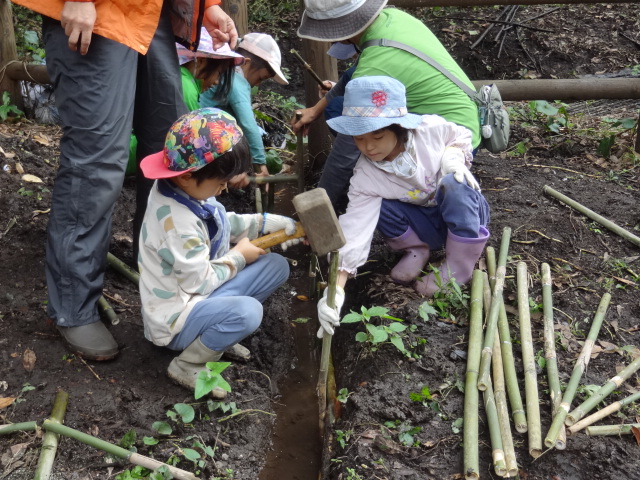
[462,225,631,479]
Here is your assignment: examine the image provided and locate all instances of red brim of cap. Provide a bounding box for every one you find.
[140,151,196,179]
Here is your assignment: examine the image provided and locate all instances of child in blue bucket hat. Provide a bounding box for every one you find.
[139,108,299,399]
[316,76,490,338]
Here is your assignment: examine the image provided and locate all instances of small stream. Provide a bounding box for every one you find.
[257,184,323,479]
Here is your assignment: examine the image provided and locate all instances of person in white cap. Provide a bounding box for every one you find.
[201,33,289,182]
[293,0,481,214]
[128,28,246,176]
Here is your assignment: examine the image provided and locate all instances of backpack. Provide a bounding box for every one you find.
[360,38,510,153]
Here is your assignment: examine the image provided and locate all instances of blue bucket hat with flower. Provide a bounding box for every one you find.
[327,76,423,136]
[141,108,244,179]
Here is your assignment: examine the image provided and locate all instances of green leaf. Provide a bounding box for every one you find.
[452,417,464,433]
[152,421,172,435]
[389,335,406,352]
[365,306,389,317]
[174,403,195,423]
[387,322,407,332]
[418,302,437,320]
[143,436,159,445]
[182,448,201,462]
[355,331,368,342]
[291,317,310,324]
[534,100,559,116]
[119,429,137,449]
[204,361,231,375]
[366,324,388,344]
[341,312,363,324]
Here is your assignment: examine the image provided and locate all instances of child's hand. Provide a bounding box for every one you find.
[232,237,265,264]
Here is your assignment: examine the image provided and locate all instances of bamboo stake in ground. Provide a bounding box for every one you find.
[544,292,611,448]
[541,263,566,449]
[586,424,640,436]
[568,391,640,435]
[463,270,484,480]
[543,185,640,248]
[517,262,542,458]
[317,251,339,434]
[486,246,527,433]
[478,226,512,391]
[35,390,69,480]
[566,355,640,426]
[492,331,518,477]
[41,420,199,480]
[98,295,119,325]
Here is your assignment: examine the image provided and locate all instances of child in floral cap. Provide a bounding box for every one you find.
[139,107,298,399]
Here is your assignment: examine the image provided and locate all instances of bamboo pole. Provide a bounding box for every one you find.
[586,424,640,436]
[541,263,566,449]
[98,296,119,326]
[0,421,38,435]
[492,332,518,477]
[481,273,507,477]
[317,251,339,434]
[486,246,527,432]
[568,391,640,435]
[35,391,69,480]
[543,186,640,248]
[544,292,611,448]
[517,262,542,458]
[463,270,484,480]
[478,227,512,391]
[41,420,199,480]
[106,252,140,286]
[566,356,640,426]
[291,49,325,87]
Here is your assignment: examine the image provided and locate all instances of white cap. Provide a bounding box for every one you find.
[239,33,288,85]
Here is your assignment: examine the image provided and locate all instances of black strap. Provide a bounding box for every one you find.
[360,38,478,99]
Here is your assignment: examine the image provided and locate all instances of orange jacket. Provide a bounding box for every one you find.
[11,0,221,54]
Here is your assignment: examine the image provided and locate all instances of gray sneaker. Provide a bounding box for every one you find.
[57,322,119,361]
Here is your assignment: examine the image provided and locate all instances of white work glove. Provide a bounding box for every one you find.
[281,237,304,251]
[261,213,297,236]
[440,148,481,191]
[317,286,345,339]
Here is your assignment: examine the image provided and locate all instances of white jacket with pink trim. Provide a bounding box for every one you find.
[338,114,474,274]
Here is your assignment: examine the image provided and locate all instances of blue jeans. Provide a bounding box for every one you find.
[167,254,289,352]
[376,174,490,249]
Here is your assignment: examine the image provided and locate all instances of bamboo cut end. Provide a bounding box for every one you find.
[530,448,542,459]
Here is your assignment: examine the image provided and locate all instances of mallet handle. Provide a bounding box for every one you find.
[251,222,305,249]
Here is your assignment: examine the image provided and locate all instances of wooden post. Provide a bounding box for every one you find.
[221,0,248,37]
[301,38,337,178]
[0,0,23,110]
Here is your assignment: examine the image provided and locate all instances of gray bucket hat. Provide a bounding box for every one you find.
[298,0,388,42]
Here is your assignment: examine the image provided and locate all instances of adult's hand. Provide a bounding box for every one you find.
[290,98,327,134]
[61,1,96,55]
[203,5,238,49]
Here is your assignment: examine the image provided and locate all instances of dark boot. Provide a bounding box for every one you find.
[385,227,431,284]
[414,226,490,297]
[57,321,119,361]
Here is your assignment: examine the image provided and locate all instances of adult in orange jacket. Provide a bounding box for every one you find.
[11,0,237,360]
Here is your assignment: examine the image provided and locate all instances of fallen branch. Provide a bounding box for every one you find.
[35,391,69,480]
[463,270,484,480]
[543,185,640,248]
[568,391,640,435]
[216,408,276,423]
[485,247,527,432]
[544,292,611,448]
[107,252,140,286]
[98,295,119,326]
[586,424,640,436]
[541,263,566,450]
[566,355,640,426]
[517,262,542,458]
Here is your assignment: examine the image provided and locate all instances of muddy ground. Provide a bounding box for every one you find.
[1,3,640,480]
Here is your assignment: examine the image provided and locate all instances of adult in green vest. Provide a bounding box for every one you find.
[293,0,480,212]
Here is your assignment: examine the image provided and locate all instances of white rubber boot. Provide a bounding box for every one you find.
[167,337,228,399]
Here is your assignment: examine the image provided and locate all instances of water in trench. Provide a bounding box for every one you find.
[258,185,324,479]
